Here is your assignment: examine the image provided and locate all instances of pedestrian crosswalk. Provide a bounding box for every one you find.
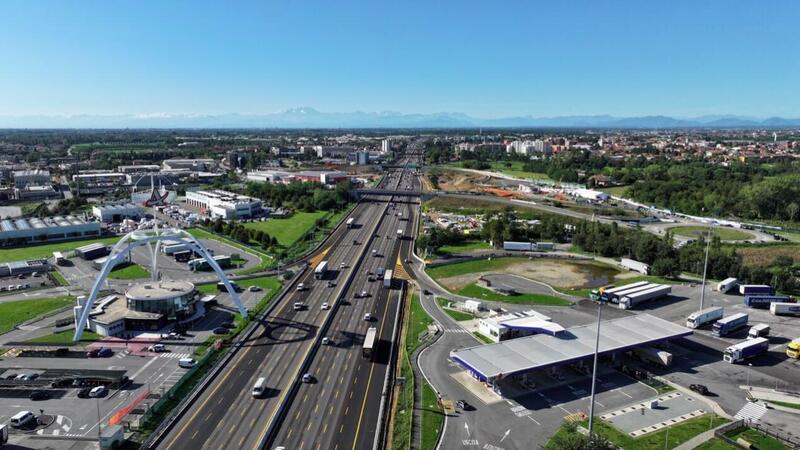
[159,352,192,359]
[444,328,471,334]
[114,350,130,359]
[735,401,768,422]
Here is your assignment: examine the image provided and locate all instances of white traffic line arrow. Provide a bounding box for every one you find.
[500,429,510,443]
[464,422,470,437]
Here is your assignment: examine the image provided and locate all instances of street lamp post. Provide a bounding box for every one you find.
[588,301,602,435]
[699,227,712,311]
[747,363,753,389]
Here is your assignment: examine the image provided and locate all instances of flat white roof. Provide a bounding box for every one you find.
[451,313,692,381]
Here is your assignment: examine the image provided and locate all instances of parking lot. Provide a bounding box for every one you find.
[0,273,54,295]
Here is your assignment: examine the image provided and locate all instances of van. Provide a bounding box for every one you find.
[252,377,267,398]
[178,358,196,368]
[10,411,35,428]
[89,386,107,398]
[293,302,304,311]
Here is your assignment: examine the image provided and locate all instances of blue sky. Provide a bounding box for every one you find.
[1,0,798,118]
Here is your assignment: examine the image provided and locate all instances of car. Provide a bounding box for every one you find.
[372,249,378,256]
[86,348,101,358]
[296,283,306,291]
[368,275,376,282]
[148,344,166,352]
[302,373,313,383]
[212,327,230,335]
[29,391,50,401]
[17,274,26,279]
[97,348,114,358]
[32,272,40,277]
[690,384,709,395]
[423,289,432,296]
[89,386,108,398]
[248,285,261,292]
[457,400,474,411]
[353,240,359,245]
[340,262,347,268]
[23,283,30,289]
[321,302,329,310]
[363,313,372,321]
[178,358,196,368]
[361,291,369,298]
[77,387,91,398]
[327,281,336,288]
[293,302,304,311]
[321,337,331,345]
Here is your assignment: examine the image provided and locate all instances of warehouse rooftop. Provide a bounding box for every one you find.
[451,313,692,382]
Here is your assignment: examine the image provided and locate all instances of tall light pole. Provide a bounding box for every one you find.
[588,301,602,435]
[699,227,712,311]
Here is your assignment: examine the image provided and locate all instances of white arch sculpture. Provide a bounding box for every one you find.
[73,228,247,341]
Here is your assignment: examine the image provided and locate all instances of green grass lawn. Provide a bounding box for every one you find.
[435,297,475,321]
[670,226,754,241]
[420,377,445,449]
[726,427,789,450]
[483,161,551,181]
[51,270,68,286]
[242,211,328,247]
[196,275,281,295]
[186,227,274,273]
[26,329,102,345]
[472,332,493,344]
[693,438,739,450]
[406,294,434,355]
[434,240,491,256]
[0,236,121,263]
[0,296,74,334]
[457,283,571,306]
[426,257,528,280]
[107,263,150,280]
[768,400,800,410]
[587,415,728,450]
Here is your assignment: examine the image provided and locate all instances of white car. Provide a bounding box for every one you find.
[302,373,312,383]
[148,344,166,352]
[89,386,107,398]
[248,286,261,292]
[321,302,329,310]
[178,358,196,368]
[340,262,346,268]
[322,337,331,345]
[296,283,306,291]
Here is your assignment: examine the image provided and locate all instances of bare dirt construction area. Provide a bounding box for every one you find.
[437,258,621,291]
[425,169,489,192]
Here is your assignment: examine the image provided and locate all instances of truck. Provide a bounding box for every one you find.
[786,339,800,359]
[748,323,770,339]
[686,306,724,329]
[591,281,650,302]
[770,302,800,316]
[619,285,672,310]
[314,261,328,280]
[534,242,555,251]
[711,312,748,337]
[723,337,769,363]
[717,277,738,293]
[53,251,67,266]
[383,269,393,288]
[739,284,774,296]
[0,423,7,446]
[744,295,793,309]
[619,258,649,275]
[630,346,673,367]
[346,217,355,228]
[503,241,533,252]
[362,327,377,359]
[162,243,189,255]
[173,249,193,262]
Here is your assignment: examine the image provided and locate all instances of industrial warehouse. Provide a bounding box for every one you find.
[0,216,101,244]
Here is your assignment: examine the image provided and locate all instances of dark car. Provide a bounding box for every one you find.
[423,289,432,296]
[97,348,114,358]
[29,391,51,401]
[457,399,474,411]
[220,321,235,329]
[212,327,230,335]
[86,348,100,358]
[54,348,70,356]
[77,387,92,398]
[690,384,709,395]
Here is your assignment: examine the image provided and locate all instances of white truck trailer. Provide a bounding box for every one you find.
[716,277,738,293]
[619,285,672,310]
[346,217,355,228]
[771,302,800,316]
[686,307,724,329]
[723,338,769,363]
[383,269,393,288]
[605,283,658,304]
[631,346,673,367]
[748,323,770,338]
[503,241,533,251]
[314,260,329,280]
[162,243,190,255]
[620,258,650,275]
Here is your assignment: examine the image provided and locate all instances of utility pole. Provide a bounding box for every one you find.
[588,302,602,435]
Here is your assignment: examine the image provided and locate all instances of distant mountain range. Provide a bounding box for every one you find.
[1,108,799,129]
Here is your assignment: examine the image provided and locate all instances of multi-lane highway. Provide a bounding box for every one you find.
[268,169,420,450]
[154,153,422,450]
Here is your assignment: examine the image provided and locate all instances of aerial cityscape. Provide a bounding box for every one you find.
[1,2,800,450]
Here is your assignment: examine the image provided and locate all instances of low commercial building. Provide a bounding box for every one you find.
[117,164,161,174]
[13,169,50,188]
[92,203,144,222]
[75,243,110,260]
[0,216,101,245]
[0,259,49,277]
[14,184,60,200]
[162,158,216,172]
[73,172,128,194]
[185,189,263,219]
[308,145,356,158]
[293,170,349,185]
[245,170,292,183]
[477,310,563,343]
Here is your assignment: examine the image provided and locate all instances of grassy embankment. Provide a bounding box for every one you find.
[0,236,121,263]
[0,296,74,334]
[669,225,754,241]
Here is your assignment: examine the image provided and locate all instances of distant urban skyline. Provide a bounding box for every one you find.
[1,1,799,119]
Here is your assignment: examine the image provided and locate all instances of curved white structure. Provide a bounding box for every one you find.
[73,228,247,341]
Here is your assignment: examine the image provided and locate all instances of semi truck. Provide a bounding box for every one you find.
[712,312,749,337]
[591,281,650,302]
[314,261,328,280]
[162,243,189,255]
[383,269,393,288]
[607,283,659,304]
[686,307,724,329]
[739,284,774,296]
[620,258,649,275]
[346,217,355,228]
[744,295,793,309]
[503,241,533,252]
[717,277,738,293]
[770,302,800,316]
[630,346,673,367]
[786,339,800,359]
[619,284,672,310]
[723,338,769,363]
[748,323,770,339]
